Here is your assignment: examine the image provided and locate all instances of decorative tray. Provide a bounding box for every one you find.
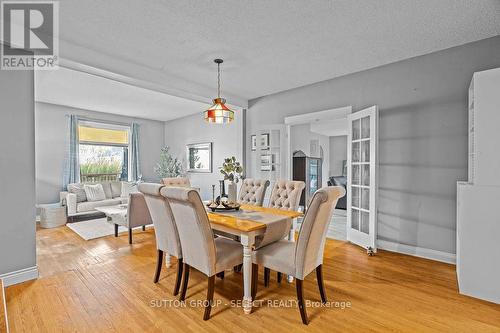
[206,202,241,212]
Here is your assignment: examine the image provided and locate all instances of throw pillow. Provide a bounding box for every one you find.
[68,183,87,202]
[121,181,139,198]
[84,184,106,202]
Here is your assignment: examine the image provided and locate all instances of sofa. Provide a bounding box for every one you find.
[327,176,347,210]
[61,181,138,217]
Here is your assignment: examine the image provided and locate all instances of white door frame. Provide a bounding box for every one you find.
[346,105,379,252]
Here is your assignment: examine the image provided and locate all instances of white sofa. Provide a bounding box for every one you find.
[61,181,135,217]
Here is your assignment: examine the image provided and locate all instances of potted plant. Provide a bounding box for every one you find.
[154,146,184,179]
[220,156,244,202]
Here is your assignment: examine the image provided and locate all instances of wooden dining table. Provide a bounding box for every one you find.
[207,204,303,314]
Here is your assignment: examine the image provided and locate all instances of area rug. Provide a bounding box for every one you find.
[66,218,151,241]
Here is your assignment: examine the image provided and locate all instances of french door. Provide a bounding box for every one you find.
[347,106,378,252]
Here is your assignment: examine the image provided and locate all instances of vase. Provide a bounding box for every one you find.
[227,181,237,202]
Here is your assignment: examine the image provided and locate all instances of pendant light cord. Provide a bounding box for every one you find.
[217,62,221,98]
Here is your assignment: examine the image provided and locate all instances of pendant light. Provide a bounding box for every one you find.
[204,59,234,124]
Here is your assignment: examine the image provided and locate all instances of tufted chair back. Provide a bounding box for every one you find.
[268,180,305,211]
[161,177,191,187]
[237,178,270,206]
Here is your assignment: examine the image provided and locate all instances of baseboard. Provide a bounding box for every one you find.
[0,266,39,287]
[377,240,456,264]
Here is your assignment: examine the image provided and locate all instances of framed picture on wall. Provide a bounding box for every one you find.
[251,135,257,151]
[186,142,212,173]
[260,133,270,150]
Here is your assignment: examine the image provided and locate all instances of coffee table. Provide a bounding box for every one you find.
[95,204,146,244]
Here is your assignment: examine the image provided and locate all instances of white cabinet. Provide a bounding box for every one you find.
[457,67,500,304]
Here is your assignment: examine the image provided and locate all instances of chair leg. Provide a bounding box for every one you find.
[203,276,216,320]
[142,225,146,231]
[316,264,327,303]
[264,267,270,287]
[251,264,258,300]
[216,271,224,279]
[277,272,282,283]
[296,279,309,325]
[173,258,183,296]
[128,228,132,244]
[153,250,163,283]
[179,263,190,301]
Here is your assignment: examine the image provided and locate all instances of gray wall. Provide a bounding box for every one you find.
[0,68,36,275]
[35,102,165,204]
[247,36,500,255]
[329,136,347,177]
[164,111,243,201]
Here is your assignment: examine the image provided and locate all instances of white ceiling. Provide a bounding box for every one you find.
[36,1,500,121]
[35,67,208,122]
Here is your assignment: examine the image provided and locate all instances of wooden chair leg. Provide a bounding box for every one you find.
[316,264,327,303]
[179,263,190,301]
[203,276,216,320]
[277,272,282,283]
[216,271,225,279]
[264,267,270,287]
[296,279,309,325]
[251,264,258,300]
[173,258,183,296]
[114,224,118,237]
[153,249,163,283]
[142,225,146,231]
[128,228,132,244]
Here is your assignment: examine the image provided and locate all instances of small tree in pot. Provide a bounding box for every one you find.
[154,146,184,179]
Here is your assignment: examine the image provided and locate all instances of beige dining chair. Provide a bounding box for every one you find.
[161,177,191,187]
[138,183,183,296]
[264,180,306,284]
[251,186,345,325]
[237,178,270,206]
[126,192,153,244]
[161,187,243,321]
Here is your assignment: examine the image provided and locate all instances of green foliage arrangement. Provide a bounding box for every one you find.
[220,156,244,183]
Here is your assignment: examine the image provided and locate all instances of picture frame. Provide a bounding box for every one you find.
[251,135,257,151]
[186,142,212,173]
[260,133,270,150]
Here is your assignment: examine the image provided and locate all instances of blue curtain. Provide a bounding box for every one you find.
[130,123,141,181]
[63,115,80,189]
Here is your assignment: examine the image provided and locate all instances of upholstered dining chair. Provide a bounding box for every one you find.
[237,178,270,206]
[161,177,191,187]
[251,186,345,325]
[161,187,243,320]
[138,183,183,296]
[264,180,306,285]
[126,192,154,244]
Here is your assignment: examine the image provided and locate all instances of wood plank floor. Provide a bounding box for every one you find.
[5,225,500,332]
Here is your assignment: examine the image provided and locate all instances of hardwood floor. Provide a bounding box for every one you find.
[5,225,500,332]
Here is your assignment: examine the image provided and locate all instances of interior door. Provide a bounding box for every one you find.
[347,106,378,252]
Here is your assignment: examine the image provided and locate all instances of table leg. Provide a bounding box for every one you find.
[240,233,255,314]
[287,218,297,283]
[165,253,171,268]
[114,224,118,237]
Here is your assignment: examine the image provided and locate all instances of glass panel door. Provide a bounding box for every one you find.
[347,106,378,252]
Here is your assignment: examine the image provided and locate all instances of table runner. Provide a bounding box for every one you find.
[212,209,291,248]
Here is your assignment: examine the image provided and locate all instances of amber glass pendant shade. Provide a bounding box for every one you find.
[204,59,234,124]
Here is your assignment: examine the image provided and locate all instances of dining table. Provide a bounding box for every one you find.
[206,204,303,314]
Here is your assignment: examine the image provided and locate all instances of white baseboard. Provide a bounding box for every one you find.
[0,266,39,287]
[377,240,456,265]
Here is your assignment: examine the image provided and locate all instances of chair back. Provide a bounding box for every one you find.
[161,177,191,187]
[127,192,153,228]
[268,180,305,211]
[237,178,270,206]
[295,186,345,279]
[161,187,217,276]
[138,183,182,258]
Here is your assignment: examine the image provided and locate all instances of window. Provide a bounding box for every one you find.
[78,121,130,183]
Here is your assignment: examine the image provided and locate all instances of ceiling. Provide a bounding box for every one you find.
[36,67,208,122]
[36,1,500,121]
